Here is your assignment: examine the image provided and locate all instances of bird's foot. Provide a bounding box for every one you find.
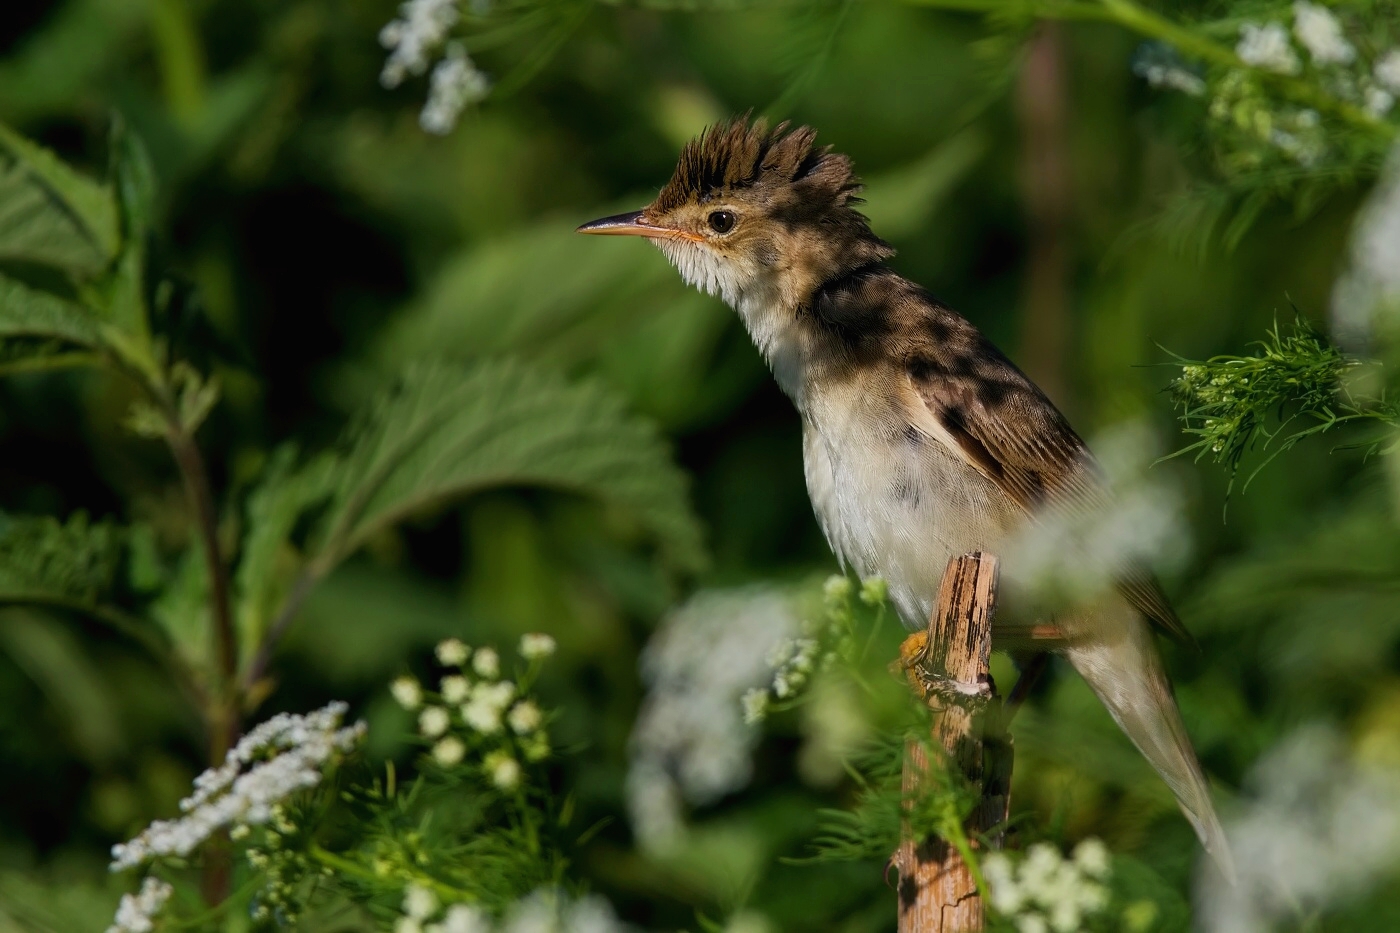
[896,632,993,709]
[917,672,994,711]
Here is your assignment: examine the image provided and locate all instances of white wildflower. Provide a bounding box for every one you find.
[822,574,852,602]
[1366,87,1395,117]
[984,853,1024,914]
[501,889,630,933]
[627,587,797,853]
[392,676,424,710]
[1133,45,1207,96]
[1073,837,1111,877]
[110,702,365,871]
[106,877,172,933]
[1237,22,1301,74]
[379,0,458,88]
[1292,2,1354,65]
[462,681,515,733]
[485,750,522,790]
[440,675,470,704]
[741,688,769,725]
[985,840,1112,933]
[463,701,503,734]
[436,638,469,666]
[404,884,441,920]
[858,575,888,605]
[1332,145,1400,347]
[472,647,500,679]
[420,43,491,135]
[1377,50,1400,92]
[432,736,466,767]
[519,632,557,660]
[507,700,543,734]
[1197,724,1400,932]
[435,904,493,933]
[1003,421,1189,609]
[419,706,451,738]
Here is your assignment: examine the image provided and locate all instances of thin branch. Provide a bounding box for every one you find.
[241,567,323,694]
[164,420,239,759]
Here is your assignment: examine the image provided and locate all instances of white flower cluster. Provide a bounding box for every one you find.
[1293,2,1354,65]
[1133,46,1207,96]
[984,839,1112,933]
[395,637,552,786]
[1003,421,1190,610]
[627,587,798,852]
[740,573,887,727]
[1237,22,1301,75]
[379,0,492,134]
[110,702,365,871]
[396,884,493,933]
[380,0,459,88]
[396,887,631,933]
[1236,4,1400,117]
[106,877,172,933]
[421,43,492,135]
[1332,143,1400,347]
[1197,724,1400,932]
[498,888,632,933]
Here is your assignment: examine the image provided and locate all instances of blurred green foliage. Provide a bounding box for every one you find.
[3,0,1400,929]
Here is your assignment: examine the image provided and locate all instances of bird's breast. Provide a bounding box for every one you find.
[798,377,1024,630]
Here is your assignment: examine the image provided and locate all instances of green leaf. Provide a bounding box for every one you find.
[103,119,156,347]
[0,512,122,604]
[109,117,156,241]
[0,609,127,764]
[369,219,680,375]
[150,546,211,671]
[0,272,103,347]
[0,121,120,276]
[318,359,706,572]
[235,445,337,658]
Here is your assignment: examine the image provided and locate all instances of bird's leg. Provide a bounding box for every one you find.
[1003,652,1050,723]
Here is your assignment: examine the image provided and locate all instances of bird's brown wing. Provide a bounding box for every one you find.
[904,345,1195,646]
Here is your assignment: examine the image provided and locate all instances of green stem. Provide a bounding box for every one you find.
[165,421,239,763]
[306,843,479,903]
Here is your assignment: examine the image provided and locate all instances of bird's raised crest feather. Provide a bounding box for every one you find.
[653,115,865,212]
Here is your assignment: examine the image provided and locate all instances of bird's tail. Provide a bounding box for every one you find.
[1063,609,1235,884]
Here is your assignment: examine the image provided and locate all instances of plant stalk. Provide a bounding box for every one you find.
[164,423,239,761]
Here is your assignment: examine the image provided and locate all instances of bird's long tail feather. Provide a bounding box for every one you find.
[1063,610,1235,884]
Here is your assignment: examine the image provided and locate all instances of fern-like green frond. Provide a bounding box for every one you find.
[1166,318,1400,490]
[0,273,103,347]
[0,512,122,606]
[0,121,120,277]
[318,358,705,571]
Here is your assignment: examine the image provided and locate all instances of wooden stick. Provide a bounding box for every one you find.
[895,552,1009,933]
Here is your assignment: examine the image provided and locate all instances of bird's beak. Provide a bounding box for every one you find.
[576,210,675,239]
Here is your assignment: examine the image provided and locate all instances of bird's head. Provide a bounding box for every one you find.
[578,117,893,310]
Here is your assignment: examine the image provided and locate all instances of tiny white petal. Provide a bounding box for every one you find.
[435,638,469,666]
[391,676,423,710]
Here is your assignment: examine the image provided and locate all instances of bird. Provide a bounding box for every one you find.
[577,116,1232,877]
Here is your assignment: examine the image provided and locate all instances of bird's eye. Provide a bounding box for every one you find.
[707,210,736,234]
